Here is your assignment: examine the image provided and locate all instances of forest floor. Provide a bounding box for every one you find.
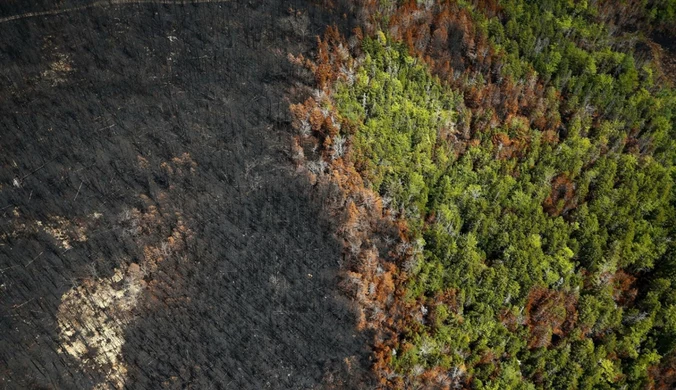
[0,1,373,389]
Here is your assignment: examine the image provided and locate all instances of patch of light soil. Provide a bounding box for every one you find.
[57,263,145,389]
[1,212,93,250]
[41,215,88,250]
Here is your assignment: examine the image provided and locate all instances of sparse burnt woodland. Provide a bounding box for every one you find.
[0,1,373,389]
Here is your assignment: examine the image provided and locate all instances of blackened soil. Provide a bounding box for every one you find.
[0,1,371,389]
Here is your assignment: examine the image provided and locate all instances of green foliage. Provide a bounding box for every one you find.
[332,0,676,387]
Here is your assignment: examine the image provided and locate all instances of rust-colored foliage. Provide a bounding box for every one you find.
[314,25,349,89]
[492,132,517,160]
[525,287,578,349]
[543,174,577,217]
[612,270,638,306]
[648,353,676,390]
[418,365,459,390]
[541,130,559,144]
[309,106,325,131]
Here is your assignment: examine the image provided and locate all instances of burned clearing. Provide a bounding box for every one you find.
[0,1,372,388]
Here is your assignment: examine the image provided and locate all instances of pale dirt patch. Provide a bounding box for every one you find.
[1,213,93,250]
[57,263,145,390]
[42,215,88,250]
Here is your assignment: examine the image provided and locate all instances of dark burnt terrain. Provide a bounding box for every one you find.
[0,1,371,389]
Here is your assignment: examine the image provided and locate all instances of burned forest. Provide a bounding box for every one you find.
[0,1,373,389]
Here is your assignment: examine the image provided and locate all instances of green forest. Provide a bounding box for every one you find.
[296,0,676,388]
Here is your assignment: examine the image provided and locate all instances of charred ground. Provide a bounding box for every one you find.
[0,1,372,388]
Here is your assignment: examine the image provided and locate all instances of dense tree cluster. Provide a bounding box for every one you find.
[296,0,676,388]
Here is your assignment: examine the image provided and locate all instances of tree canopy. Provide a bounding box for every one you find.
[296,0,676,387]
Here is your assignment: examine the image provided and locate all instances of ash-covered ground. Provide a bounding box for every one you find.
[0,1,372,388]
